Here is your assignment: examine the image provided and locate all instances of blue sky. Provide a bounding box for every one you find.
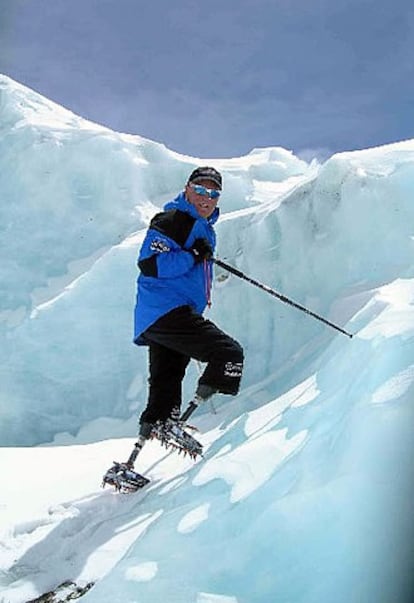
[2,0,414,159]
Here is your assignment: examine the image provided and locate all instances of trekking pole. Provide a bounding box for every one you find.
[213,258,353,339]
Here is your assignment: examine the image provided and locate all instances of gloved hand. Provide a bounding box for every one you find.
[190,238,213,263]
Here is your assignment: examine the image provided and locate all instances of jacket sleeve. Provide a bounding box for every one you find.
[138,227,195,278]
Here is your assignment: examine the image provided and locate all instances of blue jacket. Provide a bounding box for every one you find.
[133,192,219,344]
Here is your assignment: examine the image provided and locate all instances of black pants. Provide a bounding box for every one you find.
[139,305,244,425]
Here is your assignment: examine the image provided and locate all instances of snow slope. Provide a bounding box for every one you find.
[1,76,414,603]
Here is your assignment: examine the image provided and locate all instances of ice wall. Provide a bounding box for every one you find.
[2,76,414,603]
[2,75,414,447]
[0,75,311,445]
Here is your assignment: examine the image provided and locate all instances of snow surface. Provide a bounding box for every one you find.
[1,75,414,603]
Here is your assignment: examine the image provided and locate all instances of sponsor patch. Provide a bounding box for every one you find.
[224,362,243,378]
[150,238,171,253]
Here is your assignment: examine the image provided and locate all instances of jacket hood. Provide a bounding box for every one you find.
[164,192,220,226]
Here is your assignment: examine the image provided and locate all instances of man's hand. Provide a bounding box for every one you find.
[190,238,213,263]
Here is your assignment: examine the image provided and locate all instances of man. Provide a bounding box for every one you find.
[133,166,244,454]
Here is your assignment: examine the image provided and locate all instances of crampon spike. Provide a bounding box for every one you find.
[147,417,204,459]
[102,462,150,493]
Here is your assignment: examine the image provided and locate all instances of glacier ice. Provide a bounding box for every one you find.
[1,75,414,603]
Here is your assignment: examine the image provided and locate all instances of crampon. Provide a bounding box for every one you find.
[102,462,150,493]
[150,419,203,459]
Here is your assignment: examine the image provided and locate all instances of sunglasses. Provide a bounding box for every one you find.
[190,183,221,200]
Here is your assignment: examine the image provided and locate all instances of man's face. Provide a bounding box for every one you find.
[185,179,221,218]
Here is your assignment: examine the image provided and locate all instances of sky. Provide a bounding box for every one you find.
[2,0,414,159]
